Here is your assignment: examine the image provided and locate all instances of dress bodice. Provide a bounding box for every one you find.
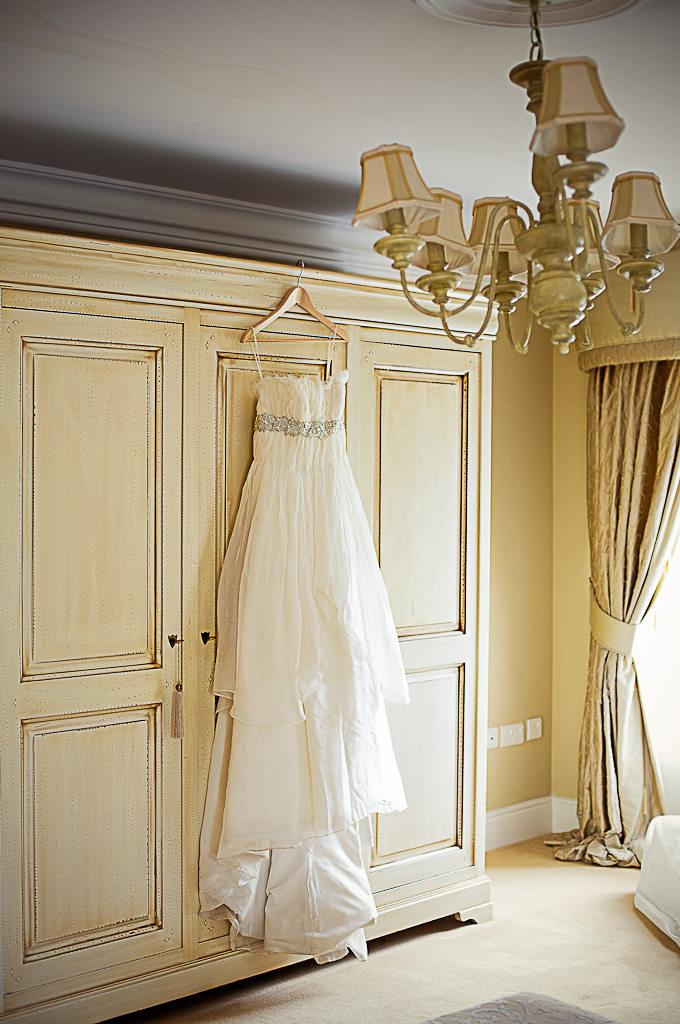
[254,371,348,428]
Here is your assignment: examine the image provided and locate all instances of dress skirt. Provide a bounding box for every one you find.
[199,370,409,962]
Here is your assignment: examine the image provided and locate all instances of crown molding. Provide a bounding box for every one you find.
[0,159,386,277]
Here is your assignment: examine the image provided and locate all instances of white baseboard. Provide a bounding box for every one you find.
[551,796,579,833]
[486,796,579,851]
[486,797,552,851]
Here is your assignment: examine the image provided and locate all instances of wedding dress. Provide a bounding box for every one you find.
[199,369,409,963]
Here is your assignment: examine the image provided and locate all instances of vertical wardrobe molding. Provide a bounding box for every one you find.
[0,227,493,1024]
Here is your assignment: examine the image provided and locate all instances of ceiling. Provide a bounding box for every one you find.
[0,0,678,236]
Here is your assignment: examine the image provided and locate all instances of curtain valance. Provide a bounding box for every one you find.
[578,337,680,372]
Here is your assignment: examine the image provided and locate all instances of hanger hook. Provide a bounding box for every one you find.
[296,259,305,287]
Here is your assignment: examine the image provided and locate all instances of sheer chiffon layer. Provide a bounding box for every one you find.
[212,372,408,848]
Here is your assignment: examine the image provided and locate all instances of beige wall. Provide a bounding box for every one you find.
[487,320,554,811]
[551,346,590,801]
[487,255,680,809]
[487,313,592,811]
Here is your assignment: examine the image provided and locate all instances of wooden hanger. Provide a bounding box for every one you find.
[239,285,350,345]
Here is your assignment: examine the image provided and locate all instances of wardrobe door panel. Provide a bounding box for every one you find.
[22,706,161,960]
[1,310,184,1009]
[357,337,483,917]
[23,341,159,677]
[378,374,463,635]
[373,668,462,862]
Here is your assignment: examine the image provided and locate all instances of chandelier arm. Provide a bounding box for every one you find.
[578,205,602,285]
[436,238,499,347]
[601,273,636,336]
[399,204,536,343]
[627,291,646,336]
[443,208,533,323]
[439,308,475,348]
[514,200,537,227]
[439,234,498,319]
[589,210,637,336]
[460,296,497,346]
[505,261,534,354]
[556,183,581,267]
[554,185,567,225]
[460,268,492,314]
[586,206,603,247]
[494,211,530,234]
[574,196,592,279]
[398,256,488,324]
[398,269,442,317]
[458,229,504,345]
[502,311,529,354]
[443,214,532,346]
[447,203,534,320]
[480,203,535,248]
[581,197,592,257]
[438,304,497,349]
[579,311,595,351]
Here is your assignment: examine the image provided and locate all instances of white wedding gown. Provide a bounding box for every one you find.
[199,370,409,963]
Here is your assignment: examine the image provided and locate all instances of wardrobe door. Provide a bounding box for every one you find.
[355,333,490,934]
[194,315,347,956]
[0,309,184,1013]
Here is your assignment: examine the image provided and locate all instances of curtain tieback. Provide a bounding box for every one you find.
[589,585,637,657]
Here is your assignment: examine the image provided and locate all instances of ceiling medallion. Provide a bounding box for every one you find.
[413,0,644,27]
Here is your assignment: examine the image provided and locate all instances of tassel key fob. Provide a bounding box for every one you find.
[168,635,185,739]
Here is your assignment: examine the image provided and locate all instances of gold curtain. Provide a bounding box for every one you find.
[549,359,680,866]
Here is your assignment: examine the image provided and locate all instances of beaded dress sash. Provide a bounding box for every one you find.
[255,412,344,440]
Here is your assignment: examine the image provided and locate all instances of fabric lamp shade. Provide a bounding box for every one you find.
[602,172,680,256]
[567,199,619,273]
[530,57,625,157]
[468,198,527,276]
[352,144,440,231]
[409,189,474,271]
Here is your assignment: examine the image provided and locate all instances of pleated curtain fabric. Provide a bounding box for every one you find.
[550,359,680,866]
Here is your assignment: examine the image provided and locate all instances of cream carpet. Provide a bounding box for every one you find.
[111,835,679,1024]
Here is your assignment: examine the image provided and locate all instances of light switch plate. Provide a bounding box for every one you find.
[526,716,543,741]
[500,722,524,747]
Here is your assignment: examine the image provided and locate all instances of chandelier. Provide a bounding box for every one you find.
[351,0,679,354]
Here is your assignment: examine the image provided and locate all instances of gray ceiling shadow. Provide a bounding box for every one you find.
[0,116,360,217]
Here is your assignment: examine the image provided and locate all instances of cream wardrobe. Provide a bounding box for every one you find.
[0,227,492,1024]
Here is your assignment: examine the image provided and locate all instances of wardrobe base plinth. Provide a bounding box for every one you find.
[0,949,306,1024]
[365,874,493,940]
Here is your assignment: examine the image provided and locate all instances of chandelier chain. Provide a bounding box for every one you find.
[529,0,544,62]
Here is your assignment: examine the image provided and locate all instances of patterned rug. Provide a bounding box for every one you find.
[422,992,621,1024]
